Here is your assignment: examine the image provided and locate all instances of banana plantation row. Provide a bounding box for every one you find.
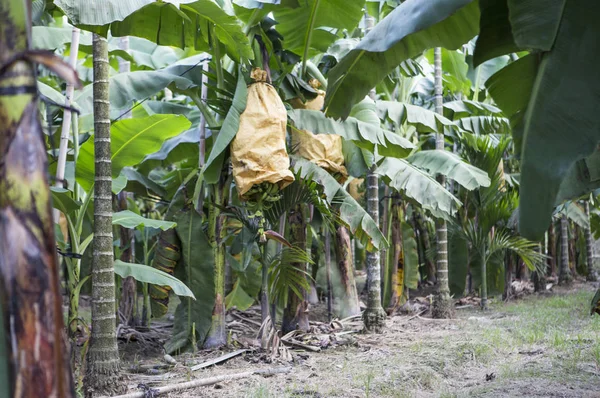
[1,0,599,397]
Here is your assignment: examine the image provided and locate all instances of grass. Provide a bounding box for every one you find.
[226,286,600,397]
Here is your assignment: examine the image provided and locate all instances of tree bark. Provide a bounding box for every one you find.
[84,34,125,397]
[431,47,453,319]
[0,1,75,395]
[559,215,572,285]
[585,201,597,281]
[334,226,361,318]
[282,205,310,334]
[362,168,386,331]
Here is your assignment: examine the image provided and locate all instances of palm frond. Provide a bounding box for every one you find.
[268,246,313,308]
[264,170,336,232]
[487,229,547,275]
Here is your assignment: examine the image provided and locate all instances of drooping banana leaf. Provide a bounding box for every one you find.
[76,114,191,192]
[518,1,600,240]
[473,0,519,66]
[376,101,455,135]
[291,157,387,252]
[149,229,182,318]
[375,157,462,220]
[408,149,490,191]
[74,70,196,117]
[114,260,194,298]
[554,202,589,229]
[112,210,177,231]
[287,109,414,158]
[54,0,253,61]
[166,206,215,353]
[325,0,480,119]
[454,115,510,135]
[401,221,419,290]
[443,99,502,120]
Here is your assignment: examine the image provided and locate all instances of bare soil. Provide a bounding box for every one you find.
[117,281,600,398]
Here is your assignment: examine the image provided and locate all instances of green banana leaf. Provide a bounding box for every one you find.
[50,187,81,218]
[54,0,253,61]
[166,207,215,353]
[376,101,456,134]
[518,1,600,240]
[375,157,462,220]
[554,202,589,229]
[408,149,491,191]
[287,109,414,158]
[113,260,194,298]
[443,99,502,120]
[401,221,419,290]
[473,0,518,66]
[272,0,364,59]
[454,115,510,135]
[291,157,387,252]
[74,70,196,116]
[325,0,480,119]
[204,69,247,184]
[76,114,191,192]
[225,280,255,311]
[112,210,177,231]
[120,167,168,198]
[507,0,566,51]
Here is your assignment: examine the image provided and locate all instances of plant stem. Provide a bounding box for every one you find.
[301,0,321,78]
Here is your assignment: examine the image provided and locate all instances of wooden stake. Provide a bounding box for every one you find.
[106,367,291,398]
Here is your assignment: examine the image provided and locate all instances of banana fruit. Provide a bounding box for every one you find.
[244,182,281,243]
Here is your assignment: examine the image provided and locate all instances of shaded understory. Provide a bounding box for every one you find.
[119,282,600,398]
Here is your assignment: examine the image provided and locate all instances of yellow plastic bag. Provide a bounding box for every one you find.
[291,129,348,182]
[231,68,295,198]
[290,79,348,182]
[289,79,325,111]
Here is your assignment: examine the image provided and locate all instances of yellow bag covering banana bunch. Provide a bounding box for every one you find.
[290,79,348,183]
[231,68,295,241]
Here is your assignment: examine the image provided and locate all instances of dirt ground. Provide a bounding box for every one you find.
[118,281,600,398]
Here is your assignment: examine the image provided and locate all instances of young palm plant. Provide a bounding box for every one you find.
[457,136,545,309]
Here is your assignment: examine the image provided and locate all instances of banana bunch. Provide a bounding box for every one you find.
[244,182,281,243]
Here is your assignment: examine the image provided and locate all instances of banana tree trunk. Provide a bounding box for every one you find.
[282,205,310,334]
[414,209,435,284]
[432,47,453,318]
[585,201,597,281]
[559,215,572,285]
[362,168,386,331]
[387,197,402,311]
[204,177,228,349]
[84,34,125,397]
[333,225,360,318]
[0,1,75,395]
